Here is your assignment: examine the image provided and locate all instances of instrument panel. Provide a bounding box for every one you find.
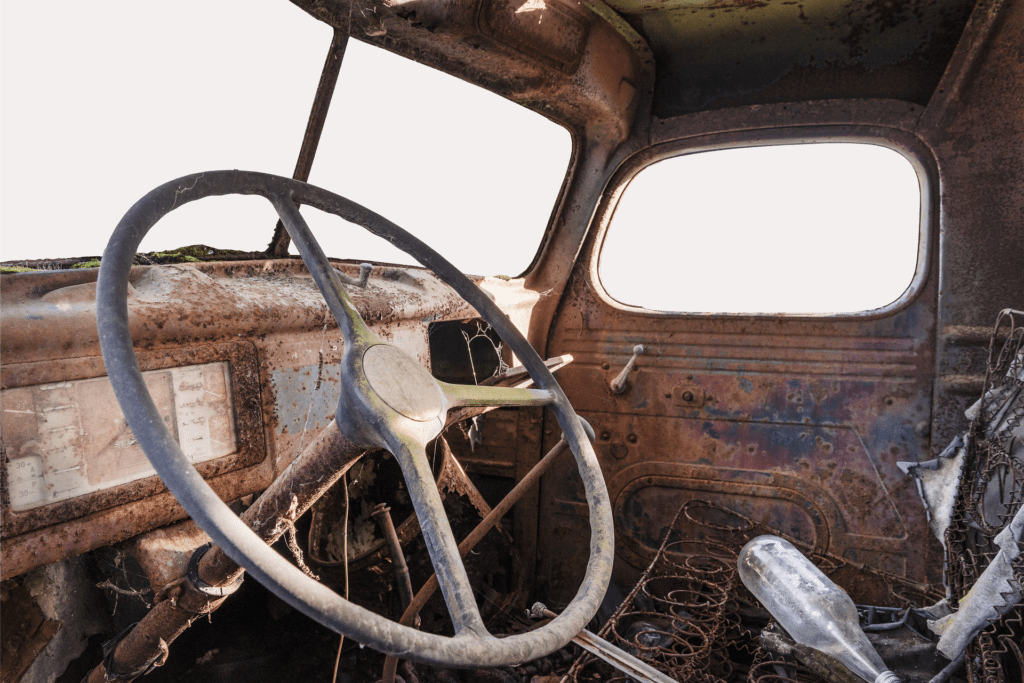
[1,342,268,560]
[3,362,238,512]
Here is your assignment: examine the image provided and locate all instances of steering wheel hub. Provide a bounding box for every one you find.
[363,344,445,422]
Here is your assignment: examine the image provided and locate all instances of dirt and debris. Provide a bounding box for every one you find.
[544,499,950,683]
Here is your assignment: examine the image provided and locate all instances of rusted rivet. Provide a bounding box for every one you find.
[601,361,610,370]
[883,396,895,406]
[682,391,695,402]
[600,431,611,441]
[627,434,638,443]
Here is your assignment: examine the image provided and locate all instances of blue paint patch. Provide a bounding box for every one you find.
[739,377,753,393]
[272,363,341,435]
[768,427,815,456]
[701,421,720,439]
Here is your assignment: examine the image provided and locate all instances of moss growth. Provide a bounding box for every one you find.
[494,274,512,281]
[72,259,102,269]
[0,266,37,274]
[153,252,201,262]
[142,244,250,264]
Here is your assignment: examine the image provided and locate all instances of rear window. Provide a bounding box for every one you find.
[598,143,922,314]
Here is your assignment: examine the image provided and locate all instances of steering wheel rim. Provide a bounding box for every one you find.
[96,170,613,668]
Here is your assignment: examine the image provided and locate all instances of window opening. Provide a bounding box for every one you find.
[598,143,922,315]
[300,40,571,278]
[1,7,571,279]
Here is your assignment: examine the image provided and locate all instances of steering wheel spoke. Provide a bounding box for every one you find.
[440,382,555,410]
[387,434,490,638]
[269,192,379,349]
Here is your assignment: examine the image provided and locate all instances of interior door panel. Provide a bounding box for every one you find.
[538,191,943,609]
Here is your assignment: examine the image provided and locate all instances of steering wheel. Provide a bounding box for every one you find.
[96,171,613,668]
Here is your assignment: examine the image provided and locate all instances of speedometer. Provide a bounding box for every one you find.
[2,362,237,511]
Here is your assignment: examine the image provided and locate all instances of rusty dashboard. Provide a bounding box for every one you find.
[0,259,490,579]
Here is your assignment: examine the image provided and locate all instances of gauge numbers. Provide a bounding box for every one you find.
[2,363,237,512]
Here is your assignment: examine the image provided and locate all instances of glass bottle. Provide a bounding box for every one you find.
[738,535,901,683]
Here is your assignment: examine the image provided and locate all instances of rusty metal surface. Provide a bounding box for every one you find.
[538,0,1022,644]
[921,0,1024,461]
[0,470,266,582]
[0,579,63,683]
[127,520,211,592]
[543,288,943,604]
[0,259,477,365]
[532,0,1023,611]
[289,0,645,146]
[607,0,975,116]
[0,0,1019,678]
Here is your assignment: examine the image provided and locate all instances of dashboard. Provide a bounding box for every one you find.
[0,258,485,579]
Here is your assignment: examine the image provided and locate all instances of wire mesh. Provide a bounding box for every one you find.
[945,309,1024,683]
[556,491,950,683]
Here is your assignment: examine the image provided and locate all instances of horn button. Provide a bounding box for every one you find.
[362,344,445,422]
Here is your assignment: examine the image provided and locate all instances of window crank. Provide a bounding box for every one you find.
[609,344,644,394]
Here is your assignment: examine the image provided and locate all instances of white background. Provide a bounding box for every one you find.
[0,1,569,276]
[1,1,920,312]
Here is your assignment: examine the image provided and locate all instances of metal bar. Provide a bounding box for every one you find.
[441,383,555,409]
[532,604,678,683]
[560,503,691,683]
[388,435,489,638]
[480,355,574,387]
[371,504,416,608]
[267,29,349,257]
[927,654,965,683]
[381,436,576,683]
[199,420,365,581]
[917,0,1010,133]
